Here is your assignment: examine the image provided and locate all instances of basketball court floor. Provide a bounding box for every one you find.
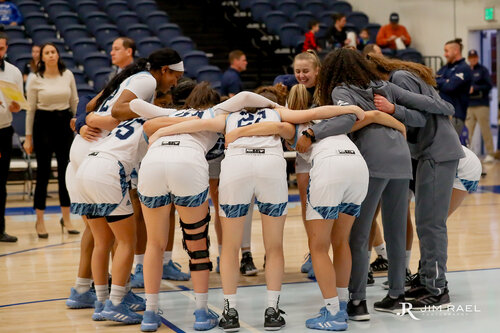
[1,162,499,332]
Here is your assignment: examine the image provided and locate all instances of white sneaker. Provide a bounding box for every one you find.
[483,155,495,163]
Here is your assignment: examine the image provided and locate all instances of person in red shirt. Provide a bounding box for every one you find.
[303,20,321,52]
[376,13,411,50]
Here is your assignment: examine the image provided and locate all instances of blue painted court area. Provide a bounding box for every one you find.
[159,269,498,332]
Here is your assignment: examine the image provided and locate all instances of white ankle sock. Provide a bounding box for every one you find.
[109,284,127,306]
[267,290,281,309]
[195,292,208,310]
[135,254,144,266]
[146,293,159,312]
[163,251,172,265]
[324,296,340,314]
[337,288,349,303]
[374,243,388,260]
[75,277,92,294]
[95,284,109,302]
[224,294,237,309]
[125,282,131,293]
[367,251,372,269]
[405,250,411,269]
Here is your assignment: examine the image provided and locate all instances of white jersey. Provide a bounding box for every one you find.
[225,108,282,150]
[149,108,219,154]
[295,123,360,164]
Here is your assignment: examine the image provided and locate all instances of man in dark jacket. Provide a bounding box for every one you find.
[436,38,472,135]
[464,49,495,162]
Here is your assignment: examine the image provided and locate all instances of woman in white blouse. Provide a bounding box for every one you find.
[23,43,79,238]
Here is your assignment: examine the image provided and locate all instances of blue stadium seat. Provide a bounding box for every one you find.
[12,53,32,72]
[61,25,90,47]
[7,40,32,59]
[240,0,257,10]
[168,37,195,57]
[210,81,222,94]
[317,23,328,39]
[382,48,395,57]
[251,1,273,22]
[38,38,66,53]
[156,23,182,44]
[77,1,100,17]
[135,2,159,19]
[182,51,209,78]
[292,11,315,32]
[70,38,100,63]
[318,11,336,26]
[81,12,110,32]
[127,0,157,10]
[100,39,114,54]
[4,26,25,40]
[140,11,169,28]
[112,11,140,27]
[60,53,77,69]
[125,24,152,43]
[24,13,49,34]
[70,68,87,84]
[196,65,222,85]
[364,23,381,43]
[347,11,369,30]
[94,24,120,50]
[323,0,339,8]
[344,23,359,34]
[46,1,71,18]
[105,0,129,16]
[277,1,301,19]
[329,1,352,14]
[278,23,303,48]
[17,1,40,16]
[137,37,163,58]
[53,12,80,31]
[397,48,423,64]
[263,11,289,35]
[92,68,113,92]
[83,52,111,79]
[30,25,58,45]
[302,0,326,13]
[77,83,95,97]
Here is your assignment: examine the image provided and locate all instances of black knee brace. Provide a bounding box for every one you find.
[180,213,213,272]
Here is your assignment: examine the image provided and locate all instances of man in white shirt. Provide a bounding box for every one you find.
[0,32,22,242]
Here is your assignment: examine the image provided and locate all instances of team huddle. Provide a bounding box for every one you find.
[63,46,482,332]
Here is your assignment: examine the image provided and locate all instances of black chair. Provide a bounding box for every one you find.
[4,26,25,40]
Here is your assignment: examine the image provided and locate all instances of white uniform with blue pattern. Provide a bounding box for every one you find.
[138,108,219,208]
[219,108,288,218]
[453,146,482,193]
[295,124,369,220]
[70,72,157,217]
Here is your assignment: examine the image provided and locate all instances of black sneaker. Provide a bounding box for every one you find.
[0,233,17,242]
[264,306,286,331]
[405,286,429,300]
[408,271,423,289]
[219,301,240,332]
[382,268,412,290]
[240,252,258,276]
[374,294,406,314]
[370,255,389,272]
[409,288,451,310]
[367,269,375,286]
[347,299,370,321]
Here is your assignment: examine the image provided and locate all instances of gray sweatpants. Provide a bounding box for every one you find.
[349,177,409,300]
[415,159,458,295]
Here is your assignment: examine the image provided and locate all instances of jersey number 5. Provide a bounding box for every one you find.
[115,119,145,140]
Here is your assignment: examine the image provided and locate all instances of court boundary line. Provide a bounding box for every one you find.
[0,240,80,258]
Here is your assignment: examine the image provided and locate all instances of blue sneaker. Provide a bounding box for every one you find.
[307,267,316,279]
[301,253,312,273]
[306,308,347,331]
[66,287,96,309]
[131,264,145,288]
[339,302,348,322]
[101,299,143,324]
[162,260,190,281]
[193,308,219,331]
[141,310,162,332]
[92,301,106,321]
[124,290,146,311]
[216,256,220,274]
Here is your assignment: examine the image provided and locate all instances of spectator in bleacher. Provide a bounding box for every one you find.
[465,49,495,162]
[221,50,247,97]
[0,32,22,242]
[436,38,472,135]
[109,37,136,80]
[357,29,371,51]
[327,13,351,49]
[23,44,40,86]
[23,42,79,238]
[362,43,382,57]
[376,13,411,50]
[303,20,321,53]
[0,0,22,26]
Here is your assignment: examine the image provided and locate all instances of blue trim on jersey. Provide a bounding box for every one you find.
[291,124,299,149]
[220,203,250,218]
[70,203,119,216]
[173,188,209,207]
[143,131,149,144]
[208,107,215,118]
[460,178,479,193]
[270,108,281,121]
[225,112,234,128]
[138,192,173,208]
[130,168,138,179]
[118,161,128,197]
[338,202,361,217]
[255,199,287,217]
